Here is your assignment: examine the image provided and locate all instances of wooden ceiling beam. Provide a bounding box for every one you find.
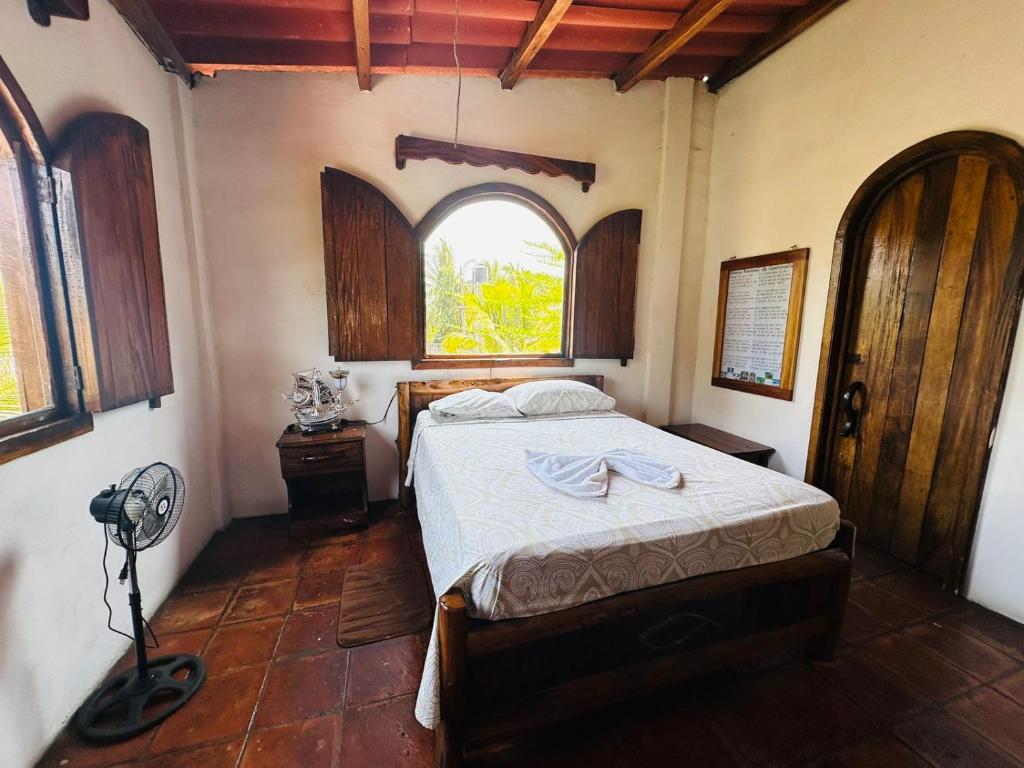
[707,0,849,91]
[613,0,736,92]
[181,37,725,81]
[352,0,372,89]
[499,0,574,89]
[108,0,191,85]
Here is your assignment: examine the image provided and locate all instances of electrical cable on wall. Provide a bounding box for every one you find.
[363,389,397,426]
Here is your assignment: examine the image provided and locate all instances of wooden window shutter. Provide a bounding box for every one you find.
[321,167,415,361]
[571,209,642,362]
[53,112,174,412]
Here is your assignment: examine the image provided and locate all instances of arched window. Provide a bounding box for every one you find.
[320,170,642,368]
[419,188,574,362]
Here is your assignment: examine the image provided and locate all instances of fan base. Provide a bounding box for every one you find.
[74,654,206,743]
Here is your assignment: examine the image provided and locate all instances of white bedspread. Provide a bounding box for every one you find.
[409,411,840,728]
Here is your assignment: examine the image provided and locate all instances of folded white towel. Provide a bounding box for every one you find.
[525,448,681,498]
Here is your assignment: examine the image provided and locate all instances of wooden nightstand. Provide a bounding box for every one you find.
[660,423,775,467]
[276,423,369,536]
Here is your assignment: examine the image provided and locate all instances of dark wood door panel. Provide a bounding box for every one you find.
[815,132,1024,588]
[838,174,923,532]
[864,158,958,549]
[891,156,991,562]
[918,165,1023,580]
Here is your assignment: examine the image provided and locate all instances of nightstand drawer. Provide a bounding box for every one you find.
[280,441,363,477]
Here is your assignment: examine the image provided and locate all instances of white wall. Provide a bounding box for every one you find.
[693,0,1024,621]
[191,72,710,514]
[0,5,223,767]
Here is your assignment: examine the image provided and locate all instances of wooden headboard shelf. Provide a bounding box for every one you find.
[396,375,605,508]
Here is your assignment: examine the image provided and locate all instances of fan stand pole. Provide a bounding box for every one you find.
[125,546,150,686]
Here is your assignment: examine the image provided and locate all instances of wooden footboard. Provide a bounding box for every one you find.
[434,521,855,768]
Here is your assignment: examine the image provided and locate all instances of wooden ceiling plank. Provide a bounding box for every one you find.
[613,0,736,92]
[414,0,537,21]
[108,0,191,84]
[178,37,408,70]
[708,14,778,34]
[151,4,412,45]
[707,0,848,91]
[499,0,575,89]
[546,27,750,56]
[411,16,739,55]
[412,15,526,47]
[411,1,770,34]
[352,0,372,89]
[154,0,412,12]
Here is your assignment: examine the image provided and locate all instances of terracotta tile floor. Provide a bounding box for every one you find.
[37,507,1024,768]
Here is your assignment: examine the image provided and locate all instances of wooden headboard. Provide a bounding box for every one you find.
[396,375,605,508]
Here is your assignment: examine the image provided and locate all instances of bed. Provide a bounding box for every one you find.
[397,375,853,768]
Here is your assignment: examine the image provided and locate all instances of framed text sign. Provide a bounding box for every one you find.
[711,248,808,401]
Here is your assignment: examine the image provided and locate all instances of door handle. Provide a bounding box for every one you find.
[840,381,865,438]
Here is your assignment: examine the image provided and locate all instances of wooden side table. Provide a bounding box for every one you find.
[660,423,775,467]
[276,423,369,536]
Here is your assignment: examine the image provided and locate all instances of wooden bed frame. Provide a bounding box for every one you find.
[396,375,854,768]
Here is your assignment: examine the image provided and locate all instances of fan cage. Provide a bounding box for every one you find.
[102,462,186,551]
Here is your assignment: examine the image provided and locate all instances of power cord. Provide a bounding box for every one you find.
[100,508,160,649]
[361,389,397,426]
[100,525,135,644]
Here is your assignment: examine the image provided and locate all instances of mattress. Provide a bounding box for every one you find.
[409,410,840,728]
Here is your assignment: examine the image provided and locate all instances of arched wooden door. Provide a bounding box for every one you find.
[807,131,1024,588]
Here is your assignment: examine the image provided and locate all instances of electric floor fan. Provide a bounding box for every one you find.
[74,462,205,743]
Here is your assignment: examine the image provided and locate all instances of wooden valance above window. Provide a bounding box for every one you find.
[320,168,642,366]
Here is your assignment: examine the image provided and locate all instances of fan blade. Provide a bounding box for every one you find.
[152,473,170,499]
[141,505,164,540]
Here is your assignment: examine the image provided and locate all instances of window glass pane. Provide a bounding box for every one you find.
[0,139,53,421]
[423,199,567,356]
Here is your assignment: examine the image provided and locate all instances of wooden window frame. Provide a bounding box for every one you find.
[413,183,578,370]
[0,55,92,464]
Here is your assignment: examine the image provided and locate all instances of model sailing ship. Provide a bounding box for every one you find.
[283,367,354,432]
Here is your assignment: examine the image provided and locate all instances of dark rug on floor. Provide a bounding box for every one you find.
[338,559,433,647]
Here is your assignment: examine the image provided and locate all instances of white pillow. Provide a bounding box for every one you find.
[505,380,615,416]
[428,388,522,421]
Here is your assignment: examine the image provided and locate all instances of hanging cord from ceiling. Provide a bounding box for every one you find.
[453,0,462,147]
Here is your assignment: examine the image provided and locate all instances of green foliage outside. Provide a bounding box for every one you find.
[0,274,21,416]
[424,238,566,355]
